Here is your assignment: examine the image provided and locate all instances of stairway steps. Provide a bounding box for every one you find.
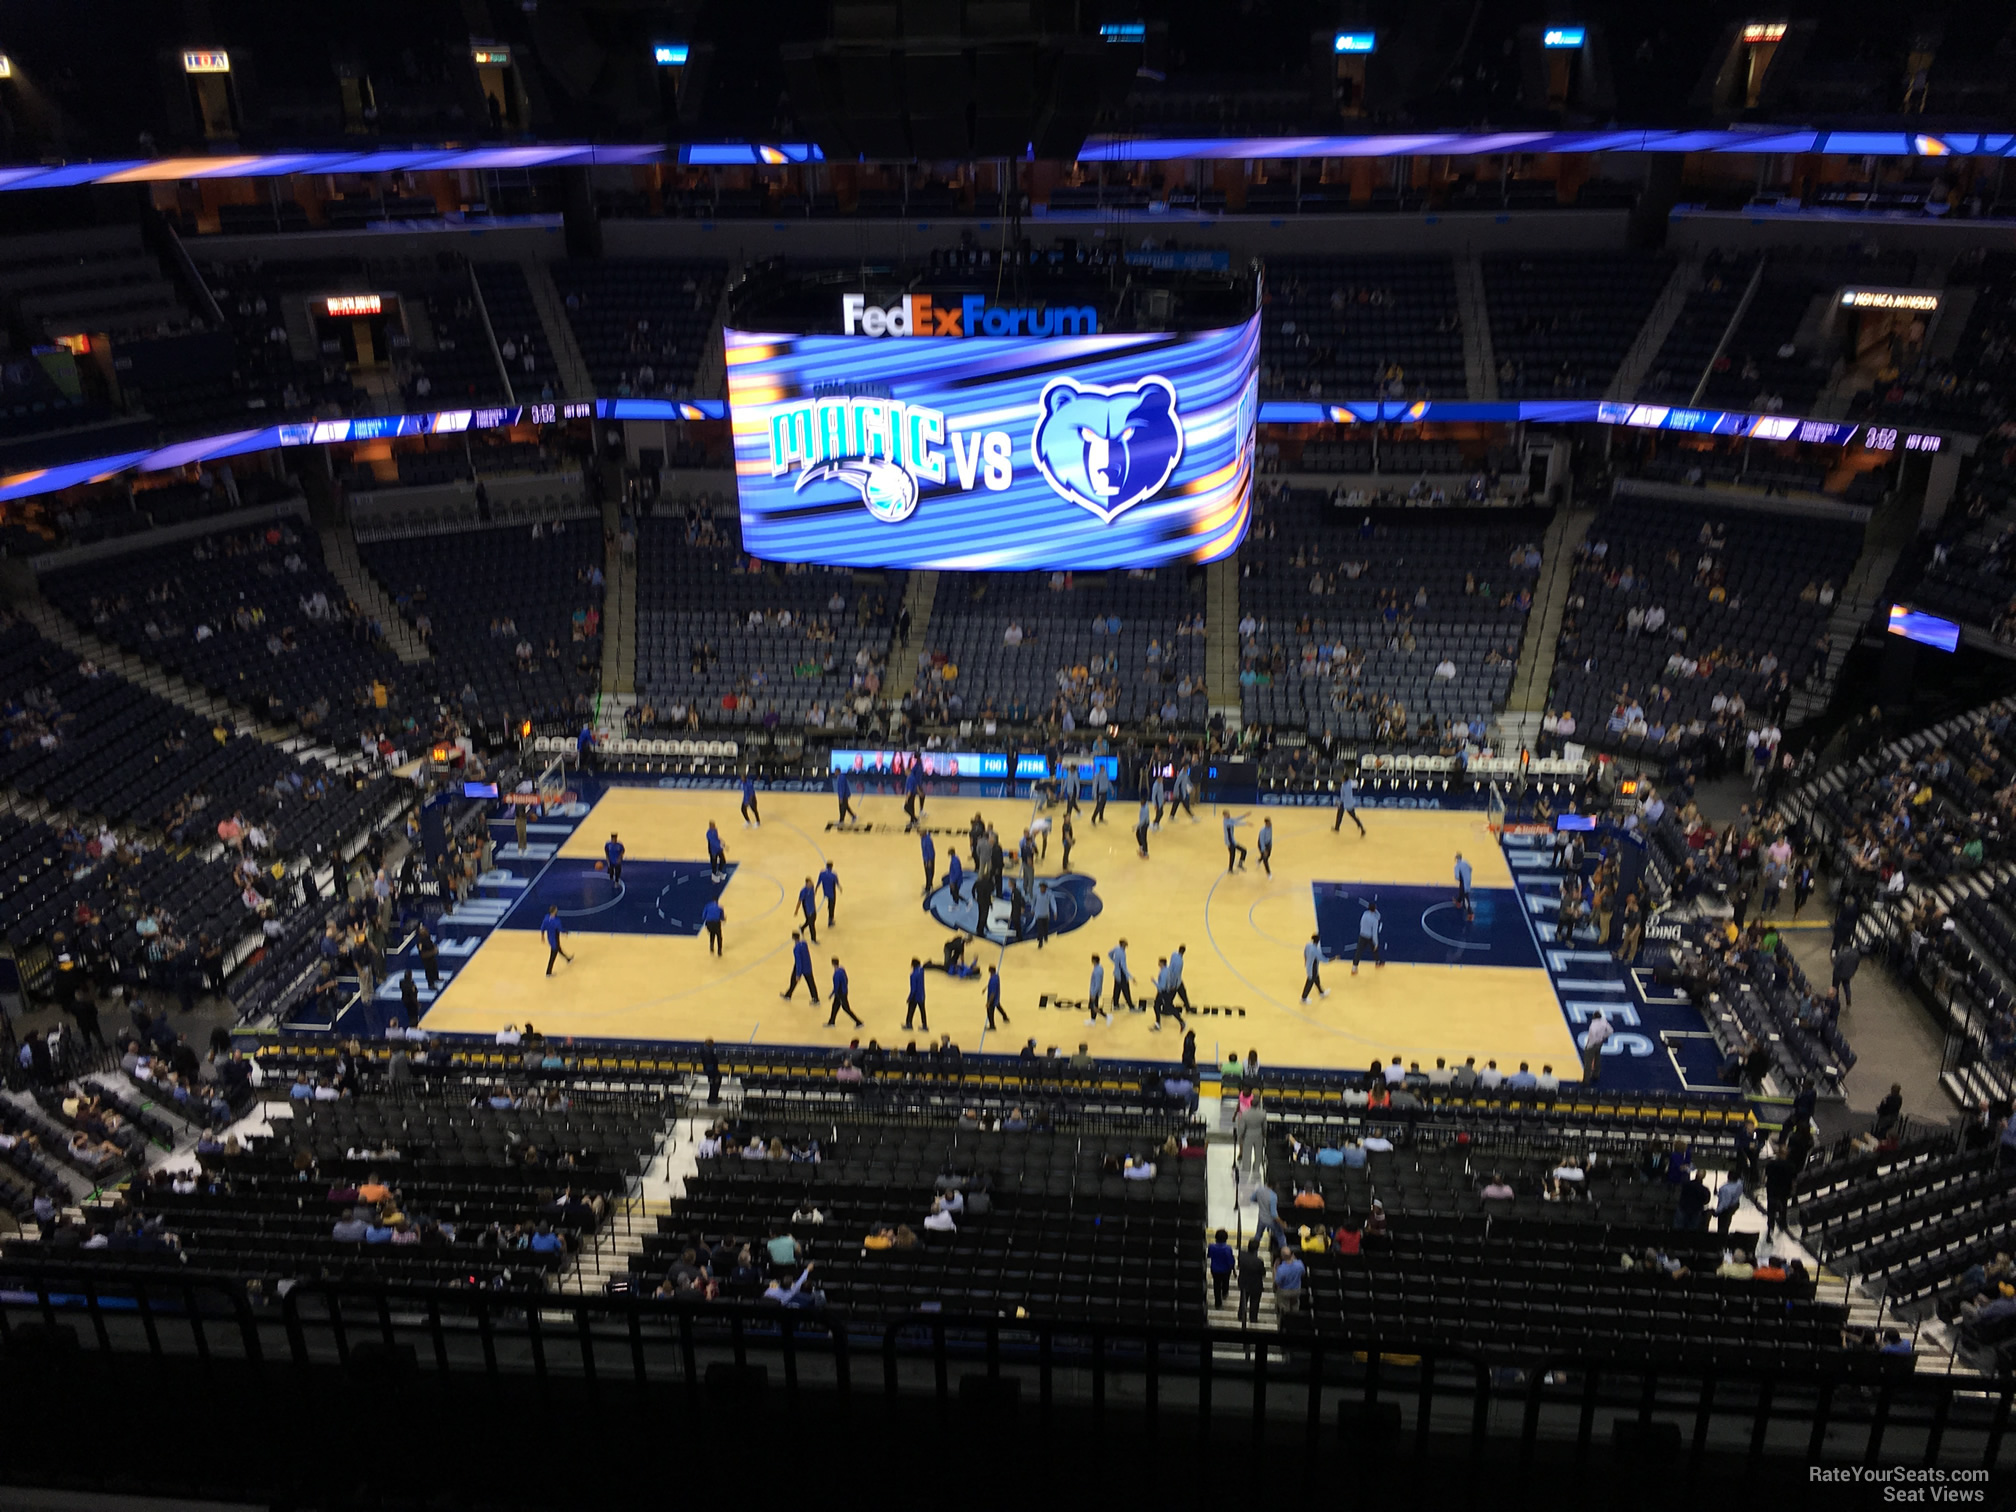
[318,524,430,664]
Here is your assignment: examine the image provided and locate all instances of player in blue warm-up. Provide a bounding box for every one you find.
[541,907,572,975]
[905,957,928,1031]
[781,931,819,1002]
[826,957,862,1026]
[604,832,624,887]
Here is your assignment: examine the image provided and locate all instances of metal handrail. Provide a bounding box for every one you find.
[1,1264,2011,1473]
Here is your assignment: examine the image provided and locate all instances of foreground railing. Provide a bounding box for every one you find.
[1,1264,2012,1480]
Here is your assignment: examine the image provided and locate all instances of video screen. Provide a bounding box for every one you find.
[827,750,1120,781]
[830,750,1007,778]
[1887,604,1960,654]
[726,314,1259,569]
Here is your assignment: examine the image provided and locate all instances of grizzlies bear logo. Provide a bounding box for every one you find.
[1031,375,1183,524]
[925,871,1104,946]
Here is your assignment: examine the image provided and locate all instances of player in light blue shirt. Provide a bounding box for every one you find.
[1222,811,1248,871]
[1258,818,1274,876]
[1353,897,1383,974]
[1454,851,1475,922]
[1029,882,1054,949]
[1334,775,1364,836]
[1151,957,1179,1030]
[1108,940,1135,1009]
[1086,955,1107,1025]
[1302,934,1328,1000]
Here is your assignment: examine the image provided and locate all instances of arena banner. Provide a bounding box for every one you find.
[724,314,1259,569]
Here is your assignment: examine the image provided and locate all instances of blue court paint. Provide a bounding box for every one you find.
[499,859,737,936]
[1311,882,1540,969]
[1498,829,1733,1096]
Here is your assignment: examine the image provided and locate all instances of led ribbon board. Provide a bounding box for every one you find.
[725,316,1259,570]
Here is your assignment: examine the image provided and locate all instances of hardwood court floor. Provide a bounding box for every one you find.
[421,787,1577,1076]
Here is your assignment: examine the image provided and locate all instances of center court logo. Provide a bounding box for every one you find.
[926,872,1103,944]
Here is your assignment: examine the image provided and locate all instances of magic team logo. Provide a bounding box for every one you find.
[925,871,1103,945]
[793,457,919,522]
[1031,375,1183,524]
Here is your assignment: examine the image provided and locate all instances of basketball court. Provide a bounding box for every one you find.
[415,784,1582,1078]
